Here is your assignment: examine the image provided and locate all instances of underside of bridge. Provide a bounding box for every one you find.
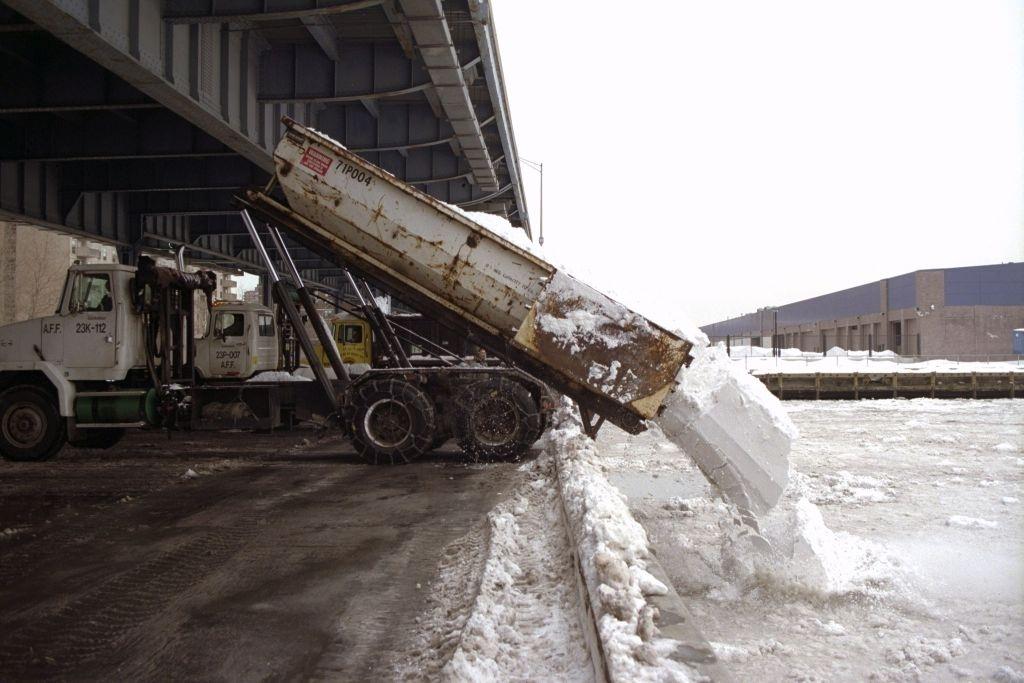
[0,0,530,295]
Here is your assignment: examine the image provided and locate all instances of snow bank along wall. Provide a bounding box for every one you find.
[703,263,1024,360]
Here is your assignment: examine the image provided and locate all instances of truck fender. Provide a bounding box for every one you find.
[35,363,76,416]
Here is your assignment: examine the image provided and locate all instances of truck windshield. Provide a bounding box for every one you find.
[214,312,245,337]
[343,325,363,344]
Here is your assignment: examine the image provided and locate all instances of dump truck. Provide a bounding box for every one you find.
[0,251,550,464]
[0,117,792,517]
[242,119,793,516]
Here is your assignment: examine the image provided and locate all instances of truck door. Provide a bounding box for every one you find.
[208,310,248,377]
[64,271,117,368]
[338,321,371,365]
[255,312,278,372]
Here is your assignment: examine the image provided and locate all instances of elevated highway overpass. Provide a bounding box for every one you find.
[0,0,531,295]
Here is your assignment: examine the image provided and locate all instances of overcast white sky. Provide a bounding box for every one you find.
[494,0,1024,325]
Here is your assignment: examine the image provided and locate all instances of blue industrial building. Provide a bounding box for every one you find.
[703,262,1024,359]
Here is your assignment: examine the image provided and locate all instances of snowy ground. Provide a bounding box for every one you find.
[601,399,1023,681]
[393,456,594,682]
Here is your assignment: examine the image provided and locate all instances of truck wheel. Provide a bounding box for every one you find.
[350,379,436,465]
[454,378,541,461]
[69,428,126,450]
[0,386,66,462]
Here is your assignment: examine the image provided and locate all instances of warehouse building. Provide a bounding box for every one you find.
[702,262,1024,359]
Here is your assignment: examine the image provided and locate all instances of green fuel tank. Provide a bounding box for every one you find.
[75,389,159,425]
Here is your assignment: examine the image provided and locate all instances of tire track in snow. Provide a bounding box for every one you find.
[398,460,594,682]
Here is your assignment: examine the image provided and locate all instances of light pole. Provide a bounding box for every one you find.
[519,157,544,245]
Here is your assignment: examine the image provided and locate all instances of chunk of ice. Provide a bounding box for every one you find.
[654,345,797,520]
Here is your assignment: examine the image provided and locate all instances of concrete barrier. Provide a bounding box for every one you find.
[546,408,731,682]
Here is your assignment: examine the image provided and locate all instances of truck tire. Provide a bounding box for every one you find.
[454,378,541,461]
[69,428,126,450]
[0,386,66,462]
[350,379,436,465]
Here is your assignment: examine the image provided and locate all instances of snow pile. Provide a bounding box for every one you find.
[713,474,910,600]
[547,407,703,682]
[656,344,797,521]
[294,364,371,381]
[725,344,1024,375]
[246,370,312,383]
[709,639,787,662]
[455,207,540,257]
[994,666,1024,683]
[945,515,999,529]
[440,460,592,682]
[751,496,906,597]
[809,470,896,505]
[881,636,967,679]
[536,273,653,354]
[727,344,897,360]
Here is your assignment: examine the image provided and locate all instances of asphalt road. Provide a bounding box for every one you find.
[0,430,519,681]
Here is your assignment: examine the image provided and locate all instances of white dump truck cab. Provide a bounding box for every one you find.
[0,259,292,462]
[0,263,146,384]
[195,302,279,380]
[0,263,150,460]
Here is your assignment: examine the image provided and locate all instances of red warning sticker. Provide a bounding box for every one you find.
[299,147,332,176]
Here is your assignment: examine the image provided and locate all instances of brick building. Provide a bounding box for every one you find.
[702,262,1024,359]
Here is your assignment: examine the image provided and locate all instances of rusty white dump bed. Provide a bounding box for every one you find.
[253,119,692,430]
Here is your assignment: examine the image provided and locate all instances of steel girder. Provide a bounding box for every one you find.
[0,0,531,287]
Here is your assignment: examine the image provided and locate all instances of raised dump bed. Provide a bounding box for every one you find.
[243,119,796,519]
[245,119,693,434]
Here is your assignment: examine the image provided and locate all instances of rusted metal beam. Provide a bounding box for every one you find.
[0,103,161,114]
[2,151,239,163]
[164,0,383,24]
[258,82,431,105]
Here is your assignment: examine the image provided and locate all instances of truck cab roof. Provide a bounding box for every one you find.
[69,262,137,274]
[211,301,274,314]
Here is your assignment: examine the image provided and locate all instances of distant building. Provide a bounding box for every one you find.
[70,237,118,265]
[702,262,1024,359]
[1,222,73,326]
[0,221,247,327]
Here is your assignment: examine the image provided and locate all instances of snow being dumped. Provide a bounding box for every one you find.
[455,206,800,529]
[601,399,1024,681]
[656,344,799,524]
